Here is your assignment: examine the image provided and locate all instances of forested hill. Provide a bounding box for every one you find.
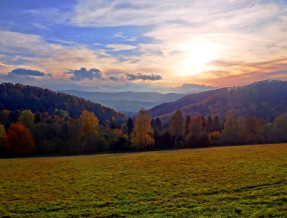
[0,83,125,124]
[150,80,287,122]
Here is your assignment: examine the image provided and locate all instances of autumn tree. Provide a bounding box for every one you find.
[18,110,34,128]
[4,122,35,155]
[131,110,154,150]
[237,116,248,144]
[274,113,287,141]
[80,111,99,152]
[189,116,205,135]
[169,110,185,146]
[221,111,238,144]
[186,115,210,147]
[0,124,6,155]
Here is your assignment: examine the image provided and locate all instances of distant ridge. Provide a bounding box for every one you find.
[150,80,287,122]
[61,90,186,113]
[0,83,125,124]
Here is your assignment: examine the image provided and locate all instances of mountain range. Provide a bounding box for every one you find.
[61,90,186,113]
[150,80,287,122]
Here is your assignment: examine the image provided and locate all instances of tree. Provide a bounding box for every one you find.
[80,111,99,152]
[154,117,162,131]
[189,116,205,135]
[18,110,34,128]
[185,115,191,136]
[4,122,35,155]
[186,115,206,147]
[0,110,11,129]
[131,110,154,150]
[213,115,221,132]
[221,111,238,144]
[80,111,99,141]
[169,110,184,146]
[34,112,44,123]
[54,109,70,120]
[0,124,6,155]
[237,116,248,144]
[126,118,134,135]
[274,113,287,141]
[245,116,258,135]
[206,115,213,133]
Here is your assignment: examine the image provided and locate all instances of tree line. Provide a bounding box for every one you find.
[0,108,287,157]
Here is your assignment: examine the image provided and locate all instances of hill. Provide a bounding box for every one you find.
[62,90,186,113]
[150,80,287,122]
[0,83,125,124]
[1,144,286,217]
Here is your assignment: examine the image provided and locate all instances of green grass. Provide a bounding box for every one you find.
[0,144,287,217]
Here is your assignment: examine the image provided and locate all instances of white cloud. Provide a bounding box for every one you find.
[106,44,137,51]
[1,0,287,89]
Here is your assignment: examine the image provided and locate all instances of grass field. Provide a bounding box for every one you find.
[0,144,287,217]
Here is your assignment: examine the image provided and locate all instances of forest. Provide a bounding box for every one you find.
[151,80,287,122]
[0,105,287,157]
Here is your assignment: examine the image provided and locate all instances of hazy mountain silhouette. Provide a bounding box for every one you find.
[150,80,287,122]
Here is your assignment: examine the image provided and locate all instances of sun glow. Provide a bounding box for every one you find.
[175,41,223,76]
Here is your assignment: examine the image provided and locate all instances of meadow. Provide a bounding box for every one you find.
[0,144,286,217]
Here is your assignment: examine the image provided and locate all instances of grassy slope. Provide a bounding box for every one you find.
[0,144,286,217]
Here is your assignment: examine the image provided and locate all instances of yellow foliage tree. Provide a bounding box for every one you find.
[131,110,154,150]
[80,111,99,141]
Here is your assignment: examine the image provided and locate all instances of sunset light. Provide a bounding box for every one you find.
[0,1,287,217]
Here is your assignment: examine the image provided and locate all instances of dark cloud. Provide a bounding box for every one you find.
[69,67,104,81]
[108,76,119,81]
[127,73,162,81]
[8,68,45,76]
[0,68,45,82]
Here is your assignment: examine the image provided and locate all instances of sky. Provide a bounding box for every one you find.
[0,0,287,93]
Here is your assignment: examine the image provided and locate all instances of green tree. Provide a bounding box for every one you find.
[18,110,34,128]
[131,110,154,150]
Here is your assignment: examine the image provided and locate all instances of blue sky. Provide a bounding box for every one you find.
[0,0,287,92]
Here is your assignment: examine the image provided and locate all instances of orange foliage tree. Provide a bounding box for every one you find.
[4,122,35,155]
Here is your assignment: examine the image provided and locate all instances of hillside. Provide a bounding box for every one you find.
[62,90,186,113]
[0,83,125,124]
[150,80,287,122]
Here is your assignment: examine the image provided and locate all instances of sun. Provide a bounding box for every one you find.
[175,41,222,76]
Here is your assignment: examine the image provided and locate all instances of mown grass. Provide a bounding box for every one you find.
[0,144,287,217]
